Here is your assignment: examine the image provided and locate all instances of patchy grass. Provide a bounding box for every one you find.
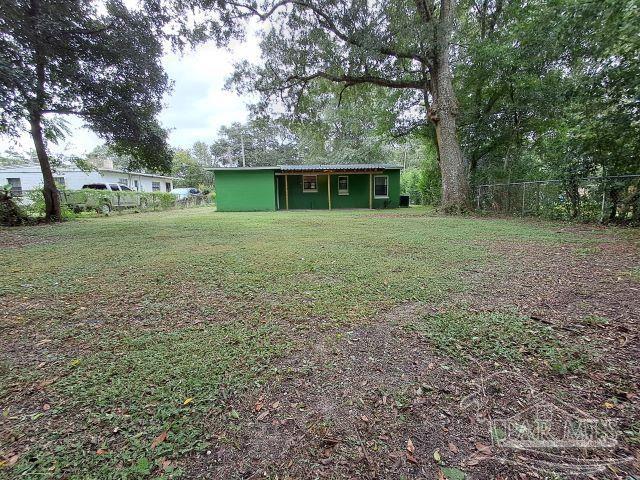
[0,207,637,479]
[3,320,287,479]
[410,310,591,374]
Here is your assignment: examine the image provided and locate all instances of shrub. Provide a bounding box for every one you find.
[0,185,29,226]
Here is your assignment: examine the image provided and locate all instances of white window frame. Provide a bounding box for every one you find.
[337,176,349,195]
[151,181,161,192]
[53,176,65,187]
[6,178,22,196]
[374,175,389,199]
[118,178,128,186]
[302,175,318,193]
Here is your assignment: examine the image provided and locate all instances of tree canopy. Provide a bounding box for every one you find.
[165,0,638,212]
[0,0,172,219]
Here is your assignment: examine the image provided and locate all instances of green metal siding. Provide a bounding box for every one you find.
[329,174,370,208]
[215,169,276,212]
[282,174,329,209]
[372,170,401,209]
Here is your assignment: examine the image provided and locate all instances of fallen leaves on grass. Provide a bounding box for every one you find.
[406,453,419,464]
[406,438,415,453]
[474,442,492,455]
[433,449,442,463]
[0,454,20,468]
[406,438,418,464]
[183,397,193,405]
[151,430,168,449]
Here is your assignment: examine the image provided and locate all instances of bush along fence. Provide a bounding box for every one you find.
[14,188,214,219]
[475,175,640,224]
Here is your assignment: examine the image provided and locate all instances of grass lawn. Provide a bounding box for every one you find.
[1,207,638,479]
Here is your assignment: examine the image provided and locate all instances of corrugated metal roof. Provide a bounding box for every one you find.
[278,164,402,171]
[208,166,280,171]
[209,164,402,172]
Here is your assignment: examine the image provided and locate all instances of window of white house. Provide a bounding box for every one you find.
[303,175,317,192]
[374,175,389,198]
[118,178,128,186]
[7,178,22,196]
[53,176,65,187]
[133,180,139,190]
[152,181,160,192]
[165,182,171,192]
[338,176,349,195]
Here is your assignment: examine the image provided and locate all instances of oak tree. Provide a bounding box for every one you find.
[175,0,471,211]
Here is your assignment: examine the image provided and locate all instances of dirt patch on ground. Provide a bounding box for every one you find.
[188,305,507,479]
[186,233,640,479]
[0,228,53,249]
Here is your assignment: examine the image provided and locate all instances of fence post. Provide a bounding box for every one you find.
[522,183,526,216]
[600,176,606,223]
[476,186,481,210]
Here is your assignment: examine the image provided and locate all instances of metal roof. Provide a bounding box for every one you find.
[208,166,279,171]
[278,164,401,171]
[209,164,402,172]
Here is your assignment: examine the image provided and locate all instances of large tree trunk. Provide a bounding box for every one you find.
[29,111,61,221]
[428,0,471,213]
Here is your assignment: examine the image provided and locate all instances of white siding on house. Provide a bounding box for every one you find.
[0,166,174,193]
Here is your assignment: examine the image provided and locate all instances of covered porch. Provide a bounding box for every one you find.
[275,164,400,210]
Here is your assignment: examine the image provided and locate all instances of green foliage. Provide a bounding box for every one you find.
[457,0,639,186]
[11,322,287,479]
[0,185,28,226]
[210,117,299,167]
[25,189,77,221]
[0,0,172,170]
[171,148,214,188]
[440,467,466,480]
[413,309,590,374]
[401,165,441,206]
[0,208,593,478]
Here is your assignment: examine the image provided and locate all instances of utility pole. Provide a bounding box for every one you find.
[240,130,246,167]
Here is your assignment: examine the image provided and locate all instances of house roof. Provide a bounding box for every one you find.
[0,164,176,180]
[210,164,402,172]
[279,164,402,172]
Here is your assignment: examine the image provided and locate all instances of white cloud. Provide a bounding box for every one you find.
[1,30,261,157]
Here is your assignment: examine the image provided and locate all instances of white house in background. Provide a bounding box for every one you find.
[0,158,175,196]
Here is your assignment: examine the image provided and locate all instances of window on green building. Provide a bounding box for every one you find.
[303,175,317,192]
[374,175,388,198]
[338,176,349,195]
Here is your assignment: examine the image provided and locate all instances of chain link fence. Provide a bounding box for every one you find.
[475,175,640,224]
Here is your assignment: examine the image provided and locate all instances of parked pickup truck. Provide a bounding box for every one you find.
[61,183,144,214]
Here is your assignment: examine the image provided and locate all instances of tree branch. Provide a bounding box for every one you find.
[227,0,429,65]
[391,122,430,138]
[278,71,425,90]
[41,108,86,115]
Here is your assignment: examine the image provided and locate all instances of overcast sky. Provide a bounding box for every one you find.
[0,34,261,157]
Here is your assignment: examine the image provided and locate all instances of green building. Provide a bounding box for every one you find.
[212,164,402,212]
